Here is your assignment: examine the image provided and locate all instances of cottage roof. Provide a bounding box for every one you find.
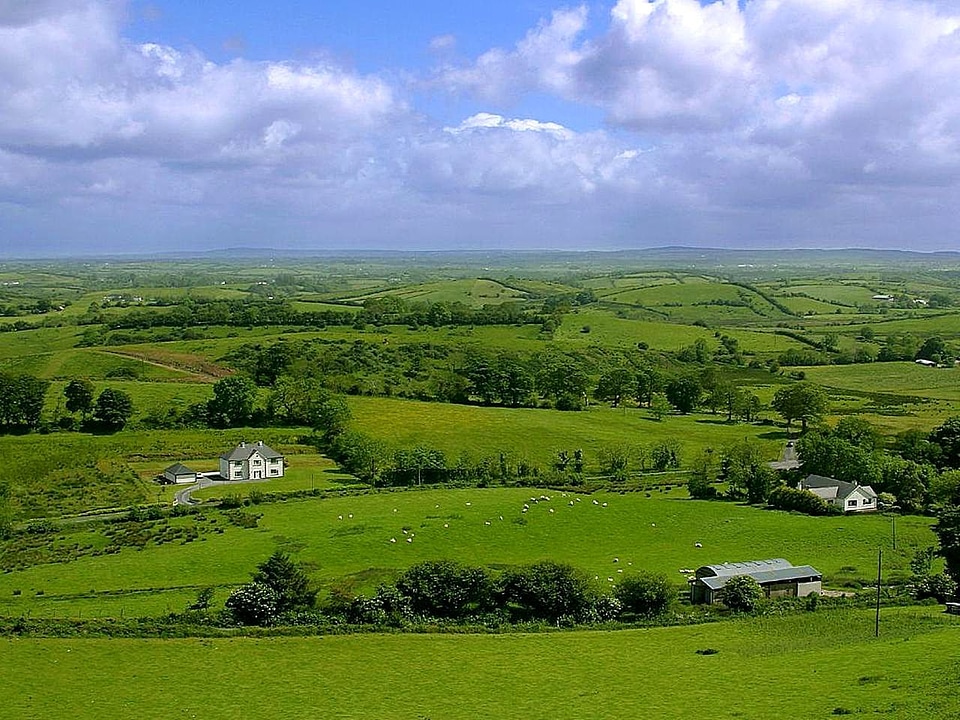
[220,441,283,461]
[164,463,196,476]
[801,474,877,501]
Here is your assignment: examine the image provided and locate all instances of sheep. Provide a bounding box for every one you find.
[337,515,343,521]
[407,537,413,543]
[695,542,703,548]
[390,538,397,543]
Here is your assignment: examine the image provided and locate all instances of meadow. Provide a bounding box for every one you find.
[0,487,935,618]
[2,606,958,719]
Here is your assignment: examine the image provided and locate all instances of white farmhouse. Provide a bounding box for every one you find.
[219,441,284,481]
[799,474,878,513]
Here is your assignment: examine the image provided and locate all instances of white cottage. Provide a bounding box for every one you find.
[219,441,284,481]
[799,474,878,513]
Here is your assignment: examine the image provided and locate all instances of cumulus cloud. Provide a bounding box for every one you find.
[3,0,960,253]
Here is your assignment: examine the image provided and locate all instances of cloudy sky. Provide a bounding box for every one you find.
[2,0,960,256]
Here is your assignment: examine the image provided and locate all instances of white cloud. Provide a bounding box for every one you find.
[4,0,960,253]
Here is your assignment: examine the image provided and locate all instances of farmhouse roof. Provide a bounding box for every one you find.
[694,559,822,591]
[221,441,283,461]
[801,474,877,501]
[164,463,196,476]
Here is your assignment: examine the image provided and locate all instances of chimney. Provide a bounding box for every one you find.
[240,441,246,448]
[258,440,263,446]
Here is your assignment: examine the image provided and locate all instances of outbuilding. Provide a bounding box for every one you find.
[690,559,822,605]
[162,463,198,485]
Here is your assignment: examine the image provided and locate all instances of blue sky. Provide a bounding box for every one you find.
[2,0,960,256]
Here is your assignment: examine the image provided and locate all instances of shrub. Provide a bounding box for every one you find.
[616,572,674,618]
[498,561,593,623]
[768,485,840,515]
[225,582,279,626]
[396,560,493,620]
[719,575,763,612]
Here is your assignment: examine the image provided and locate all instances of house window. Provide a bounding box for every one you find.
[270,469,278,475]
[233,461,242,467]
[847,499,858,507]
[253,459,261,465]
[233,471,242,478]
[863,498,873,504]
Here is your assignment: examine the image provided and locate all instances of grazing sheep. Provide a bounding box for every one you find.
[338,515,343,520]
[390,538,397,543]
[407,537,413,543]
[695,542,703,548]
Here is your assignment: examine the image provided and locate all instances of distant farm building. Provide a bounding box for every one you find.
[690,559,822,605]
[799,474,878,513]
[162,463,198,485]
[219,441,284,481]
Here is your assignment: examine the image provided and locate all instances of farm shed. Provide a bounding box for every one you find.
[162,463,198,485]
[690,559,822,605]
[799,474,878,513]
[219,440,284,481]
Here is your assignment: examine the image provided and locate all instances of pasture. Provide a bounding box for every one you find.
[345,395,784,467]
[0,487,935,618]
[2,607,958,719]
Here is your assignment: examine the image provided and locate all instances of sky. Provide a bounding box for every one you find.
[2,0,960,256]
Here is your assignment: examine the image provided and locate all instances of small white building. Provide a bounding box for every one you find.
[219,441,284,481]
[162,463,198,485]
[799,474,878,513]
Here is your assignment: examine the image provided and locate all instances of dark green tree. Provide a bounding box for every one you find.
[594,367,635,407]
[0,373,49,432]
[252,551,316,612]
[930,417,960,469]
[771,382,828,432]
[498,561,593,623]
[665,374,702,414]
[933,506,960,591]
[396,560,493,619]
[91,388,133,430]
[207,375,257,428]
[64,378,95,418]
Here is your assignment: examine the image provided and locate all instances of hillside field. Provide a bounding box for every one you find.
[2,607,958,720]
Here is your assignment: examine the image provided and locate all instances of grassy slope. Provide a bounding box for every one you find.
[2,607,958,720]
[346,396,783,467]
[0,488,934,617]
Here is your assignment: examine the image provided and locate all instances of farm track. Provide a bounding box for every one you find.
[96,349,226,382]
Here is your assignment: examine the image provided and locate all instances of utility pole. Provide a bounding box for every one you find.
[875,547,882,638]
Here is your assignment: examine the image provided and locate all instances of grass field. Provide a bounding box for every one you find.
[346,395,784,468]
[2,606,958,720]
[0,487,934,617]
[804,362,960,402]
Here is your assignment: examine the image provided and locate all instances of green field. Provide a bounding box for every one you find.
[347,395,783,466]
[0,488,934,618]
[3,607,958,720]
[804,362,960,402]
